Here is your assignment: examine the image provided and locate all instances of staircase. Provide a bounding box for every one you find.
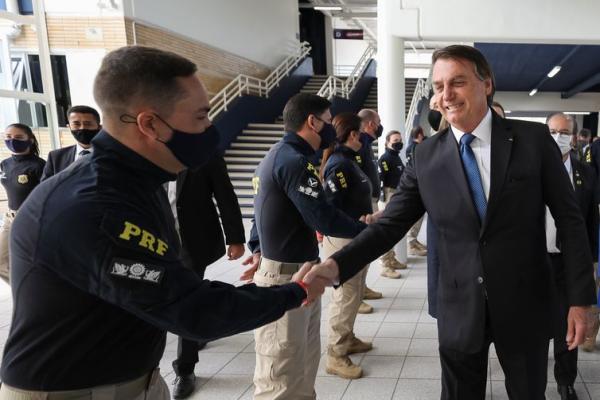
[227,77,421,219]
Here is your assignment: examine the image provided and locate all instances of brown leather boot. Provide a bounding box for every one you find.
[326,355,363,379]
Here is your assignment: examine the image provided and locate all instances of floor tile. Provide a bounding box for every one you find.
[341,377,398,399]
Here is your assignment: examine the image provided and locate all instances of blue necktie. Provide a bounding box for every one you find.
[460,133,487,223]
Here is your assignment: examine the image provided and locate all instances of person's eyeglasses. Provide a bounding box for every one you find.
[549,130,572,136]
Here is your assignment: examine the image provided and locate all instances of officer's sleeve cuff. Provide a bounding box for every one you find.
[279,283,306,309]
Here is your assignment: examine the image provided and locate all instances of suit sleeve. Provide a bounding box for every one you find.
[331,149,426,283]
[584,167,599,262]
[542,129,596,306]
[208,156,245,245]
[277,157,366,239]
[41,153,55,181]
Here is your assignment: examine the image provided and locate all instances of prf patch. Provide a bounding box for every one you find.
[110,258,164,285]
[382,161,389,172]
[17,174,28,184]
[355,155,362,165]
[306,162,319,178]
[118,221,168,256]
[336,171,348,188]
[252,176,260,195]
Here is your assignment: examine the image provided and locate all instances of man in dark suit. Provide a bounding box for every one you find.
[546,112,598,400]
[166,154,246,399]
[300,45,596,400]
[41,105,101,180]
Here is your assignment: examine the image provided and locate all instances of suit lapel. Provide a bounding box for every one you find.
[69,146,77,164]
[482,114,513,234]
[570,158,584,205]
[438,129,480,227]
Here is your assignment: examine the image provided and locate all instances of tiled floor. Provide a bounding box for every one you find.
[0,246,599,399]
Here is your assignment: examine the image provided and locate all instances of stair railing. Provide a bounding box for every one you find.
[317,45,376,99]
[404,74,432,142]
[208,41,311,120]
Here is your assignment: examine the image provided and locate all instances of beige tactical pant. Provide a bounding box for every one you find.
[0,369,169,399]
[379,187,399,266]
[408,215,424,242]
[324,237,368,356]
[0,211,16,284]
[252,257,321,400]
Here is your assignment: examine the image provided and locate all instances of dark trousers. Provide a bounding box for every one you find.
[172,257,208,376]
[440,306,549,400]
[549,254,579,385]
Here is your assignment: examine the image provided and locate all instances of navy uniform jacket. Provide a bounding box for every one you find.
[249,132,365,262]
[378,147,405,191]
[1,131,306,391]
[323,145,372,221]
[358,133,381,200]
[0,154,45,210]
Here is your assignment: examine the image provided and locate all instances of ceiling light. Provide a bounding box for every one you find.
[547,66,562,78]
[529,88,538,96]
[314,6,343,11]
[566,111,591,115]
[504,110,512,114]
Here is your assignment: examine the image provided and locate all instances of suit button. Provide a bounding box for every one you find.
[477,276,484,284]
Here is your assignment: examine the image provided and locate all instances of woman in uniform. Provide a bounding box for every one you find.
[0,123,45,283]
[322,112,373,380]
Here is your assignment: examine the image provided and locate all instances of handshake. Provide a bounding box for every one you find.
[291,259,341,306]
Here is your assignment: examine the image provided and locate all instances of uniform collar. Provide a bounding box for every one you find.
[384,147,400,157]
[335,144,360,159]
[360,132,376,145]
[11,153,36,162]
[91,130,176,187]
[283,131,315,156]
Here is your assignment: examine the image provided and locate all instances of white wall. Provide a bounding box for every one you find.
[123,0,299,68]
[44,0,123,16]
[64,50,106,115]
[331,18,369,76]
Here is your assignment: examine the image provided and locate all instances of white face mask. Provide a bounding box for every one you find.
[551,133,572,156]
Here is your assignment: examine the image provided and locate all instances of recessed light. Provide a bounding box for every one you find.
[547,66,561,78]
[314,6,343,11]
[529,89,538,96]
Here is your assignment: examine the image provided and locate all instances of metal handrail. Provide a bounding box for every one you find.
[404,75,432,143]
[318,45,376,100]
[208,41,311,120]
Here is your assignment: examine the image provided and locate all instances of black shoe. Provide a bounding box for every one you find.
[172,373,196,399]
[557,384,579,400]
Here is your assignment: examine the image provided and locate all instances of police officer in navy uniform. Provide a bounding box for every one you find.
[0,123,45,283]
[246,94,366,399]
[0,46,326,400]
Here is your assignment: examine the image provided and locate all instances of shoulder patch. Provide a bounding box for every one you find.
[110,258,165,285]
[306,162,319,178]
[101,212,170,258]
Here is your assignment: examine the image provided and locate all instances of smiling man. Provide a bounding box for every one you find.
[299,45,596,400]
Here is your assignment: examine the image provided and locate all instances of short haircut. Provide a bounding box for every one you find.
[546,112,576,134]
[282,93,331,132]
[358,109,378,130]
[579,128,592,138]
[332,112,361,144]
[67,105,100,124]
[432,45,496,106]
[6,123,40,156]
[411,125,424,139]
[385,130,402,142]
[491,101,505,117]
[93,46,197,118]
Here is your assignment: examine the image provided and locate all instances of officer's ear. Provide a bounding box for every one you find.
[136,111,162,141]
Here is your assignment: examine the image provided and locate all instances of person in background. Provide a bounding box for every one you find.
[169,154,246,399]
[577,128,592,163]
[546,112,598,400]
[406,126,428,257]
[322,112,374,379]
[377,130,406,279]
[42,105,101,180]
[0,123,45,283]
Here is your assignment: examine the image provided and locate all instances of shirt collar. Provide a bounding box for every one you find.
[76,142,93,155]
[451,108,492,145]
[283,131,315,156]
[564,153,572,173]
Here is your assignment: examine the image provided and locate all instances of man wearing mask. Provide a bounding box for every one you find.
[0,46,327,399]
[577,128,592,162]
[42,105,101,180]
[547,112,598,400]
[377,130,406,278]
[247,93,366,399]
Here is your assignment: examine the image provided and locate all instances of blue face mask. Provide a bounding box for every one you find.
[5,139,31,154]
[121,114,220,169]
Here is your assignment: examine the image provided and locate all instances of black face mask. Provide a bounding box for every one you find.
[71,128,100,145]
[314,116,336,150]
[428,109,442,131]
[375,124,384,138]
[391,142,403,152]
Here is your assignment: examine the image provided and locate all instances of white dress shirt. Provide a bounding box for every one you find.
[545,155,574,253]
[74,143,93,161]
[451,108,492,200]
[165,180,180,233]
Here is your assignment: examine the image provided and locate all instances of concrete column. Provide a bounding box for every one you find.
[378,0,407,264]
[324,15,334,76]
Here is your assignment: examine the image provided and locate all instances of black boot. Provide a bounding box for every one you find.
[172,373,196,399]
[557,384,579,400]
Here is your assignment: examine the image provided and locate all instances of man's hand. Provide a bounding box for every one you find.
[292,262,330,306]
[366,210,382,224]
[567,305,590,350]
[302,258,340,286]
[240,252,261,282]
[227,243,245,260]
